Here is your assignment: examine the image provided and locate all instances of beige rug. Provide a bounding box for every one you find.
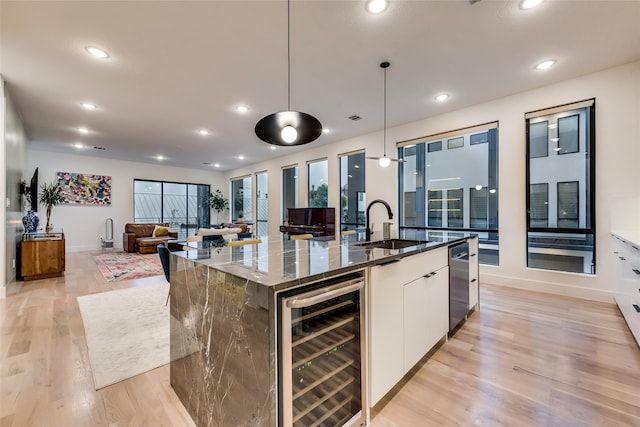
[77,281,170,389]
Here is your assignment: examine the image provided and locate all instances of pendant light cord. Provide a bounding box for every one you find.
[287,0,291,111]
[383,64,387,156]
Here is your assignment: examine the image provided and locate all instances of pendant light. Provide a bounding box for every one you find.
[255,0,322,146]
[366,61,403,167]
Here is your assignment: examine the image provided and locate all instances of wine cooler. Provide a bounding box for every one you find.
[280,273,366,427]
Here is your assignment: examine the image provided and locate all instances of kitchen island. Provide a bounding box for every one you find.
[169,231,478,427]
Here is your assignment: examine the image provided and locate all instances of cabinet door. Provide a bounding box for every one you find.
[468,236,479,309]
[369,263,404,406]
[403,266,449,374]
[21,239,65,278]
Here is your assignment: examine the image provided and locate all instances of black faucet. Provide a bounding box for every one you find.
[365,199,393,242]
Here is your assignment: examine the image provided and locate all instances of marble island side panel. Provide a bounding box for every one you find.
[170,254,276,427]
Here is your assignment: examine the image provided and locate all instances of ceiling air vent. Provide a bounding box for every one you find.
[348,115,362,121]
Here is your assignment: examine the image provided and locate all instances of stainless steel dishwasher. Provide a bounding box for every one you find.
[449,242,470,334]
[279,272,366,427]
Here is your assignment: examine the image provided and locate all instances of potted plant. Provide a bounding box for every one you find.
[208,189,229,225]
[39,181,65,230]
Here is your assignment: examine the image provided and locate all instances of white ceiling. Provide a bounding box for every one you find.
[2,0,639,171]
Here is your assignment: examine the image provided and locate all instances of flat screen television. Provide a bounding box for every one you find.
[30,168,38,212]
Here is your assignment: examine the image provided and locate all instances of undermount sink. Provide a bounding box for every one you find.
[354,239,428,250]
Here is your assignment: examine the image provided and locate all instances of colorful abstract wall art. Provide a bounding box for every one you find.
[56,172,112,205]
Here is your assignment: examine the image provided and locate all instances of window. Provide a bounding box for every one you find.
[470,186,488,229]
[470,132,488,145]
[308,159,328,208]
[399,123,499,265]
[529,121,549,158]
[231,176,252,221]
[282,165,298,223]
[427,141,442,152]
[428,190,442,227]
[529,183,549,228]
[526,99,595,274]
[339,152,365,231]
[447,137,464,149]
[255,171,268,237]
[557,181,579,228]
[558,114,579,154]
[447,188,463,228]
[133,179,210,240]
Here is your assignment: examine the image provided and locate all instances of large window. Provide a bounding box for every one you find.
[133,179,210,240]
[282,165,298,223]
[231,176,252,222]
[339,151,365,231]
[255,171,268,237]
[399,122,499,265]
[526,99,595,274]
[308,159,328,208]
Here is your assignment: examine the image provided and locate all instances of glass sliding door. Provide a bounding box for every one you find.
[256,171,268,237]
[133,179,210,240]
[526,99,595,274]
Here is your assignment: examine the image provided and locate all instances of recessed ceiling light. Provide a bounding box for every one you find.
[73,143,84,149]
[85,46,109,59]
[270,146,277,150]
[238,155,245,160]
[535,60,556,70]
[520,0,544,9]
[214,163,221,168]
[322,128,331,133]
[198,129,210,136]
[366,0,389,14]
[77,127,90,134]
[435,93,449,102]
[155,155,165,161]
[81,103,96,110]
[236,105,249,113]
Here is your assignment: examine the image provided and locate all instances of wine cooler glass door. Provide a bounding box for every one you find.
[281,277,365,427]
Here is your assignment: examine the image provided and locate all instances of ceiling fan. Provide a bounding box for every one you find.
[366,61,404,167]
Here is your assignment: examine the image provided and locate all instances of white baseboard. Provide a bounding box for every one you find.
[481,271,614,303]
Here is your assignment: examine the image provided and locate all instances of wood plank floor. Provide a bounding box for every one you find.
[1,251,639,426]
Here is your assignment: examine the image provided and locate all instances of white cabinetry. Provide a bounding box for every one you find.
[369,247,448,406]
[403,265,449,372]
[612,234,640,345]
[468,236,479,310]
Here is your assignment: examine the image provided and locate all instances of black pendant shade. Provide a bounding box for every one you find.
[255,0,322,147]
[255,111,323,146]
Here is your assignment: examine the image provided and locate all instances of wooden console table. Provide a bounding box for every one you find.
[21,230,65,281]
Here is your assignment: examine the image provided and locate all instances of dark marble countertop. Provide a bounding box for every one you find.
[172,230,475,291]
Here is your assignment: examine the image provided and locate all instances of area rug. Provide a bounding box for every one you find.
[77,281,170,389]
[93,251,163,282]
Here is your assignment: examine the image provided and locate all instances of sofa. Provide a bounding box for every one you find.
[123,223,178,254]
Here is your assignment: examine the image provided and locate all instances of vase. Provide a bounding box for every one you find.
[22,210,39,233]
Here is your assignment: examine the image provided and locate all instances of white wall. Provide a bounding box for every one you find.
[1,79,31,299]
[30,151,224,252]
[226,61,640,302]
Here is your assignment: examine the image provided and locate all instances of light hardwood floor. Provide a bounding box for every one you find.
[1,251,639,426]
